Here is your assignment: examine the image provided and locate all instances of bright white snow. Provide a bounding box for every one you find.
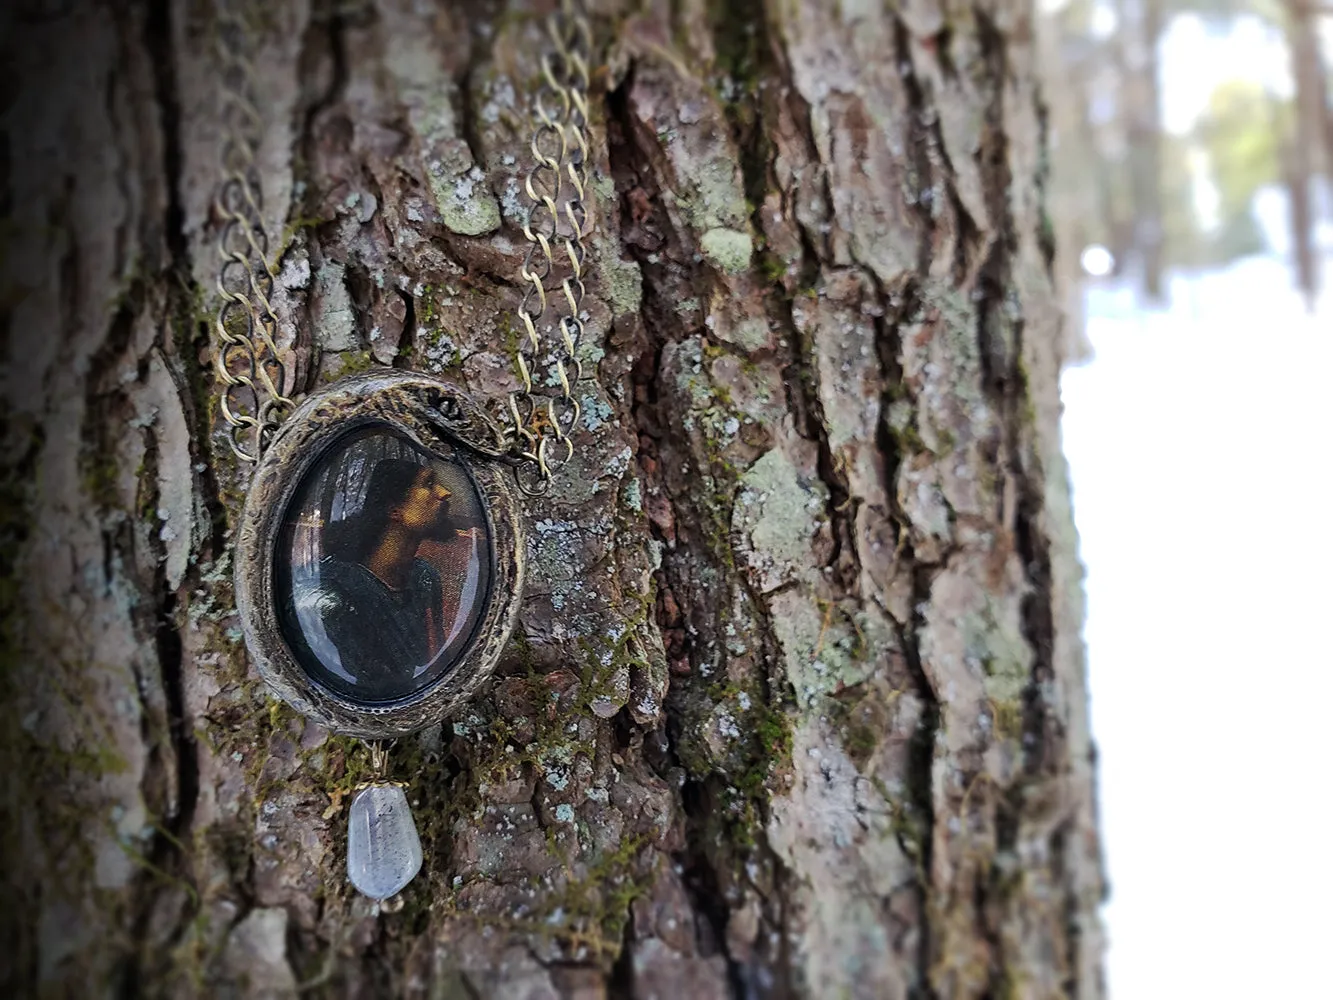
[1062,255,1333,999]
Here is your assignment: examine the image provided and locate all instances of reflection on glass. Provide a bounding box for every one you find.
[275,426,491,704]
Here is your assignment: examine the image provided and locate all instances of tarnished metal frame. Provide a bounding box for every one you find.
[234,369,524,739]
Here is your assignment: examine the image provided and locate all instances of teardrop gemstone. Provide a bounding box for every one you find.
[347,783,423,900]
[273,425,493,705]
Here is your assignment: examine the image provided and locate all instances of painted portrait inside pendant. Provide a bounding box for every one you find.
[274,427,493,704]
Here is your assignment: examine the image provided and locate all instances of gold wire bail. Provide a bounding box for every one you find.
[369,740,389,779]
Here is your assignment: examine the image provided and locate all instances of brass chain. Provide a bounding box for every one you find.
[208,0,595,482]
[505,0,595,496]
[211,1,295,463]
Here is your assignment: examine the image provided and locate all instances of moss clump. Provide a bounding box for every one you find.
[988,697,1024,741]
[273,214,326,264]
[737,701,793,797]
[827,682,904,772]
[80,447,122,512]
[533,832,650,958]
[436,830,652,963]
[455,596,655,795]
[674,676,794,852]
[321,349,378,383]
[576,588,655,698]
[759,253,788,285]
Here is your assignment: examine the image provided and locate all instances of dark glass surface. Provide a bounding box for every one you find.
[274,425,492,704]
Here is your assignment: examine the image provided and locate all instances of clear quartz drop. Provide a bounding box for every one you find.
[347,783,423,900]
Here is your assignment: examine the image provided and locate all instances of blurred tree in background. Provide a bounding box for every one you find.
[1043,0,1331,306]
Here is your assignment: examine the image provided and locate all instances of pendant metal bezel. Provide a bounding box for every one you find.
[234,369,524,739]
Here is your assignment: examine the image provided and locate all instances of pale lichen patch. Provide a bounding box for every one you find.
[310,262,358,352]
[430,163,502,236]
[593,231,643,318]
[733,448,827,593]
[769,591,879,709]
[700,227,754,275]
[380,28,501,237]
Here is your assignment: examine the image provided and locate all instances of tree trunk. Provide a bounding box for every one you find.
[0,1,1104,997]
[1119,0,1164,302]
[1289,0,1333,180]
[1285,0,1325,309]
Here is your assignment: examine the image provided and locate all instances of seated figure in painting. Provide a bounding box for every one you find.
[306,459,479,695]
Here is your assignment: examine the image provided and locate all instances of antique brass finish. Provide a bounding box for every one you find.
[234,371,524,738]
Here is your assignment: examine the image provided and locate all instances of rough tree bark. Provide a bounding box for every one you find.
[1,0,1104,997]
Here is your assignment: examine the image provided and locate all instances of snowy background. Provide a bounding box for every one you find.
[1064,249,1331,999]
[1056,13,1333,997]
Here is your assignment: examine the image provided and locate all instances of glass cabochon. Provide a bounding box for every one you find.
[274,425,493,705]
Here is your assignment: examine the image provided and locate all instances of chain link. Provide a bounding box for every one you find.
[506,0,595,496]
[211,0,295,464]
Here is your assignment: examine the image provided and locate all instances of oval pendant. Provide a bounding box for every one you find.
[274,424,494,704]
[234,371,524,737]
